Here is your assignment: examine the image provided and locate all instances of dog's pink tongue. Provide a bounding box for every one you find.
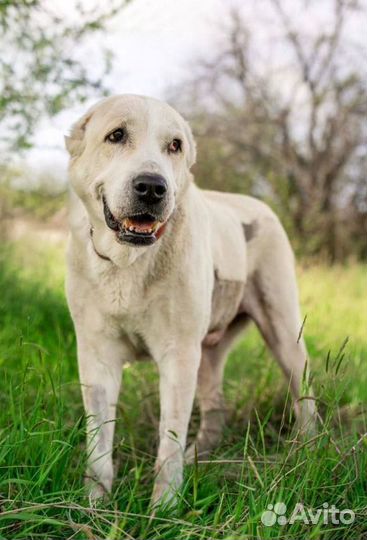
[125,218,156,233]
[134,222,154,232]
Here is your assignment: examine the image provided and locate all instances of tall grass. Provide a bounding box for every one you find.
[0,240,366,539]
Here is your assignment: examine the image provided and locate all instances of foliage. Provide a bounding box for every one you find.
[171,0,367,261]
[0,238,366,539]
[0,182,66,222]
[0,0,128,151]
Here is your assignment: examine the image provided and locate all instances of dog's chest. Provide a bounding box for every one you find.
[92,273,153,358]
[93,264,150,319]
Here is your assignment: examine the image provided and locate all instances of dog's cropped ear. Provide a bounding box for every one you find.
[64,110,93,158]
[183,119,197,169]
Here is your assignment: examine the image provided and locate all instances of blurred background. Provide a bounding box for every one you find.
[1,0,366,261]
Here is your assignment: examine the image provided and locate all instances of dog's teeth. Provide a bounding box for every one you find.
[123,220,162,235]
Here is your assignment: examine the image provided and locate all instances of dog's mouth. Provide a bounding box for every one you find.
[102,196,167,246]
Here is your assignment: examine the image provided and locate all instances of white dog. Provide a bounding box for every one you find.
[65,94,316,505]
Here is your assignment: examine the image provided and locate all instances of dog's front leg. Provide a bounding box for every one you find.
[76,330,125,501]
[152,344,201,506]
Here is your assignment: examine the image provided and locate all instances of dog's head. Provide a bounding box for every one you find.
[66,95,196,246]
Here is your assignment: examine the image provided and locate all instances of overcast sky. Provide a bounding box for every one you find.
[23,0,366,183]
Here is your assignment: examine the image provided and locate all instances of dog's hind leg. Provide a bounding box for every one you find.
[242,229,317,435]
[185,315,250,463]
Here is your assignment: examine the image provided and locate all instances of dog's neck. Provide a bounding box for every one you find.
[89,226,112,262]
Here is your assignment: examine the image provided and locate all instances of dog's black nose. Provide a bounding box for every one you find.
[132,174,167,204]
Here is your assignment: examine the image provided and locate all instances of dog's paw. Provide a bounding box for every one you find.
[295,417,318,441]
[150,481,178,510]
[85,476,110,505]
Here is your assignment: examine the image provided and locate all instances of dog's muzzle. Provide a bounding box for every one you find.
[102,194,168,246]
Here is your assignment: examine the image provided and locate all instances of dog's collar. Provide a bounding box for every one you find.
[89,226,112,262]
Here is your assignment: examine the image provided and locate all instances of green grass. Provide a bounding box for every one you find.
[0,239,366,539]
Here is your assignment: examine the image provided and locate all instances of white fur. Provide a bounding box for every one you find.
[65,94,316,505]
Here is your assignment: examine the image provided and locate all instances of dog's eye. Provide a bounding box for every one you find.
[105,128,126,144]
[168,139,182,154]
